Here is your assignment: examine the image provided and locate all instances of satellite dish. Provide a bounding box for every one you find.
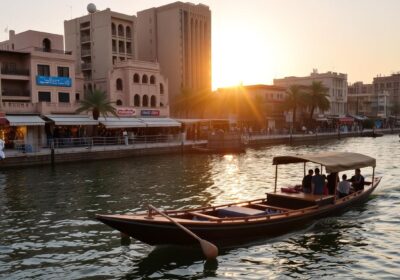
[87,3,97,13]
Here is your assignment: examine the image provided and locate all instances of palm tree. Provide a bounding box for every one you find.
[306,81,330,122]
[75,89,118,120]
[282,85,306,125]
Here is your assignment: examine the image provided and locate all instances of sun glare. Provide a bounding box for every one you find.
[212,25,276,89]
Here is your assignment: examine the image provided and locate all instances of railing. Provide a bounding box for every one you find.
[33,47,72,55]
[81,63,92,70]
[81,49,91,56]
[2,90,30,97]
[80,35,91,42]
[1,68,30,76]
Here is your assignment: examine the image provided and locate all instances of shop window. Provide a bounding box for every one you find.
[116,78,123,91]
[150,95,156,107]
[116,99,122,106]
[134,94,140,106]
[37,64,50,76]
[150,75,156,84]
[142,95,149,107]
[142,74,148,84]
[58,92,70,103]
[38,91,51,102]
[133,73,140,83]
[57,66,69,77]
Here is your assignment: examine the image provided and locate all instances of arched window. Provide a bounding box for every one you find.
[150,95,156,107]
[111,23,116,36]
[116,99,122,106]
[126,26,131,38]
[160,83,164,94]
[116,78,123,91]
[134,94,140,106]
[118,24,124,36]
[88,84,93,93]
[142,95,149,107]
[142,74,148,84]
[42,38,51,52]
[160,102,164,107]
[133,73,140,83]
[150,75,156,84]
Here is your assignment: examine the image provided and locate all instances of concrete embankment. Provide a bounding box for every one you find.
[0,129,398,168]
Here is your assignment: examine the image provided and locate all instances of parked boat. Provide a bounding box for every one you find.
[96,152,380,246]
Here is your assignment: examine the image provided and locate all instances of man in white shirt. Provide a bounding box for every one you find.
[337,174,351,198]
[0,138,5,160]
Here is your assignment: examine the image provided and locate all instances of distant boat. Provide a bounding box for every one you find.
[97,152,380,246]
[191,131,246,153]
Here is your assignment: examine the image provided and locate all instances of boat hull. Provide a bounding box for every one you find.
[96,179,380,246]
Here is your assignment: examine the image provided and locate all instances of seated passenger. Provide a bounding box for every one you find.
[312,168,325,195]
[351,168,365,191]
[337,174,351,198]
[327,172,339,195]
[302,169,313,194]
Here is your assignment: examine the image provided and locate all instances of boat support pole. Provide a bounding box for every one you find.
[372,167,375,186]
[304,162,306,177]
[274,165,278,193]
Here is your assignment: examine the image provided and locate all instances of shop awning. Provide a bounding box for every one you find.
[6,115,46,126]
[45,115,99,126]
[99,117,146,128]
[140,118,181,127]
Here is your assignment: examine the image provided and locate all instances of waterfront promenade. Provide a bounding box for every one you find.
[1,128,398,168]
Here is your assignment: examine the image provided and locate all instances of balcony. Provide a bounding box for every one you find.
[1,68,30,76]
[38,102,79,114]
[1,101,37,114]
[81,35,91,43]
[2,90,30,97]
[81,49,91,57]
[81,63,92,70]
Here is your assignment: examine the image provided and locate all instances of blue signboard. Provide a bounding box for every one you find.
[36,76,72,87]
[141,110,160,117]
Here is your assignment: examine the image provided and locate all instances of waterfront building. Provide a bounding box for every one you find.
[273,70,348,117]
[64,6,172,119]
[372,73,400,116]
[348,82,389,118]
[137,2,212,116]
[215,84,287,130]
[0,30,84,150]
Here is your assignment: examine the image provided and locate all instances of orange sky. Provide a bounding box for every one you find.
[1,0,400,89]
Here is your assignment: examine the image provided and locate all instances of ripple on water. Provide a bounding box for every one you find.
[0,135,400,279]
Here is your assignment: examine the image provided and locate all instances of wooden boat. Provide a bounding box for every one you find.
[96,152,380,246]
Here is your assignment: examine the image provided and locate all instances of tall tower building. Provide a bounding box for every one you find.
[64,8,137,92]
[137,2,211,115]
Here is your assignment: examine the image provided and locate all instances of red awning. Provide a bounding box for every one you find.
[338,117,354,124]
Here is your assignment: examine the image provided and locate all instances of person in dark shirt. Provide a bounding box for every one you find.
[312,168,326,195]
[351,168,365,191]
[327,172,339,195]
[302,169,314,194]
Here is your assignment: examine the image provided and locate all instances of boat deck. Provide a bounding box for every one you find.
[266,191,335,209]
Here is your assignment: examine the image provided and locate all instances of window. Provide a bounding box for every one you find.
[126,26,131,38]
[134,94,140,106]
[150,75,156,84]
[160,83,164,94]
[116,99,122,106]
[111,23,116,36]
[58,92,70,103]
[133,73,140,83]
[118,24,124,36]
[38,91,51,102]
[37,64,50,76]
[150,95,156,107]
[57,66,69,77]
[75,93,80,101]
[142,74,148,84]
[142,95,149,107]
[116,78,123,91]
[42,38,51,52]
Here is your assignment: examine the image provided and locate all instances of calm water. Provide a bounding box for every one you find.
[1,135,399,279]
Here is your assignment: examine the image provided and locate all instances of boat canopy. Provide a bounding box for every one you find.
[273,152,376,173]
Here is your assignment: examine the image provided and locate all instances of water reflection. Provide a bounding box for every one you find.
[0,135,400,279]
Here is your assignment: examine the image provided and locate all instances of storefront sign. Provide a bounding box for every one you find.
[117,107,136,117]
[141,110,160,117]
[36,75,72,87]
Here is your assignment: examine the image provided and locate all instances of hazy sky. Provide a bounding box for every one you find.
[1,0,400,89]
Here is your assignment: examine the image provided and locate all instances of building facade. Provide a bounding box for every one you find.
[373,73,400,116]
[137,2,211,115]
[274,70,348,116]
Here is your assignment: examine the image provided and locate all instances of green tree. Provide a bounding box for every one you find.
[305,81,330,121]
[282,85,306,124]
[75,89,118,120]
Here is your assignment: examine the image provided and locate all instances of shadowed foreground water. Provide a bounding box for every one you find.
[0,135,399,279]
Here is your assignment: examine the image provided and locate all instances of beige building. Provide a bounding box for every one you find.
[137,2,212,115]
[373,73,400,116]
[274,70,348,116]
[0,30,84,150]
